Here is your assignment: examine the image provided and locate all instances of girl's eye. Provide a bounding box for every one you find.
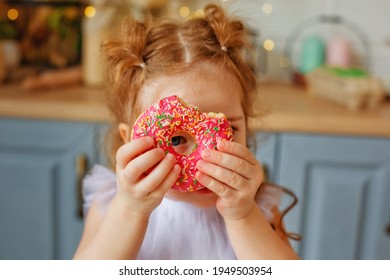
[171,133,195,155]
[232,126,238,131]
[171,136,186,146]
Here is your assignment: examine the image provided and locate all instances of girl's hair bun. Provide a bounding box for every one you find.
[102,19,148,80]
[204,4,247,52]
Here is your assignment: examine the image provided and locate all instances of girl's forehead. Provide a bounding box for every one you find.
[139,64,244,117]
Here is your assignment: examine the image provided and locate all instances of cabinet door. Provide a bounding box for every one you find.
[0,153,58,259]
[0,119,97,259]
[255,133,278,182]
[359,161,390,260]
[277,134,390,260]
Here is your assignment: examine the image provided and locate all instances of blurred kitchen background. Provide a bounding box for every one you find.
[0,0,389,260]
[1,0,390,88]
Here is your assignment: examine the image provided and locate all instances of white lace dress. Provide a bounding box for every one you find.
[83,164,283,260]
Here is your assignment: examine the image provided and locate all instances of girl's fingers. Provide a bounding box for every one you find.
[116,136,154,169]
[196,159,246,190]
[152,164,181,197]
[123,147,165,182]
[201,147,255,179]
[138,153,178,194]
[195,171,235,199]
[217,140,258,165]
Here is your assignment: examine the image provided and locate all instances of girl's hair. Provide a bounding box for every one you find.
[102,4,258,166]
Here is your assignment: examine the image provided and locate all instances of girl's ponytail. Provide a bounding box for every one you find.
[204,4,248,54]
[101,18,150,166]
[102,18,148,96]
[202,4,257,120]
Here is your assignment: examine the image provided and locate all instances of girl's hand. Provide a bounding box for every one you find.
[195,140,263,221]
[115,136,181,217]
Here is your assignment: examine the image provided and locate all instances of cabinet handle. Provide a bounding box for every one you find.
[386,223,390,236]
[76,154,88,219]
[262,163,269,182]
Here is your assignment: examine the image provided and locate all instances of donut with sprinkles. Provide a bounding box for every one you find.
[131,95,233,192]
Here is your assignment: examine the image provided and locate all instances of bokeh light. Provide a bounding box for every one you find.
[7,8,19,21]
[84,6,96,18]
[263,39,275,51]
[262,3,273,14]
[179,6,191,18]
[195,9,204,18]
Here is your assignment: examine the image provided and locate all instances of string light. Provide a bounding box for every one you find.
[84,6,96,18]
[179,6,191,18]
[263,39,275,51]
[195,9,204,18]
[262,3,273,15]
[7,8,19,21]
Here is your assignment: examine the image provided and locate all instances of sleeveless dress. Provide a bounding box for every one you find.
[82,164,283,260]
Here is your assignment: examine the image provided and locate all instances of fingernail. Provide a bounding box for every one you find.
[174,164,181,173]
[167,153,176,161]
[196,160,204,168]
[218,140,226,149]
[202,149,211,159]
[145,136,154,145]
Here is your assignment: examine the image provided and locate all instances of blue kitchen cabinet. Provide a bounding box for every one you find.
[276,133,390,260]
[0,118,104,260]
[1,117,389,260]
[255,133,278,182]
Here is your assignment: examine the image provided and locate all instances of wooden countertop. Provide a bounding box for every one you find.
[0,84,109,123]
[1,82,390,137]
[251,83,390,137]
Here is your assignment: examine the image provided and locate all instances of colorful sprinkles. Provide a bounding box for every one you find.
[131,95,233,192]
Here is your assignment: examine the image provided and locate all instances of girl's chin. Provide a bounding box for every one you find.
[166,188,217,208]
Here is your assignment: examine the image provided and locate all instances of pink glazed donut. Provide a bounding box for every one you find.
[131,95,233,192]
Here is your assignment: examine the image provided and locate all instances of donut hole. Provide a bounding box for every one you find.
[170,131,197,155]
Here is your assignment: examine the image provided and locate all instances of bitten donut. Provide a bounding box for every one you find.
[131,95,233,192]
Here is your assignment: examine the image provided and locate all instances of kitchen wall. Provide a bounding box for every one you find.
[225,0,390,82]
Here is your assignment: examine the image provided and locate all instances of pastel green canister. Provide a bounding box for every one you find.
[299,36,325,74]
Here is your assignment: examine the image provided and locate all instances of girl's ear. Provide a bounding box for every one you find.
[118,123,132,143]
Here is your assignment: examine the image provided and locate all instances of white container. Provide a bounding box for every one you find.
[0,39,21,69]
[82,3,116,87]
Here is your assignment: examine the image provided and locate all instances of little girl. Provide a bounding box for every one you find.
[74,4,299,260]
